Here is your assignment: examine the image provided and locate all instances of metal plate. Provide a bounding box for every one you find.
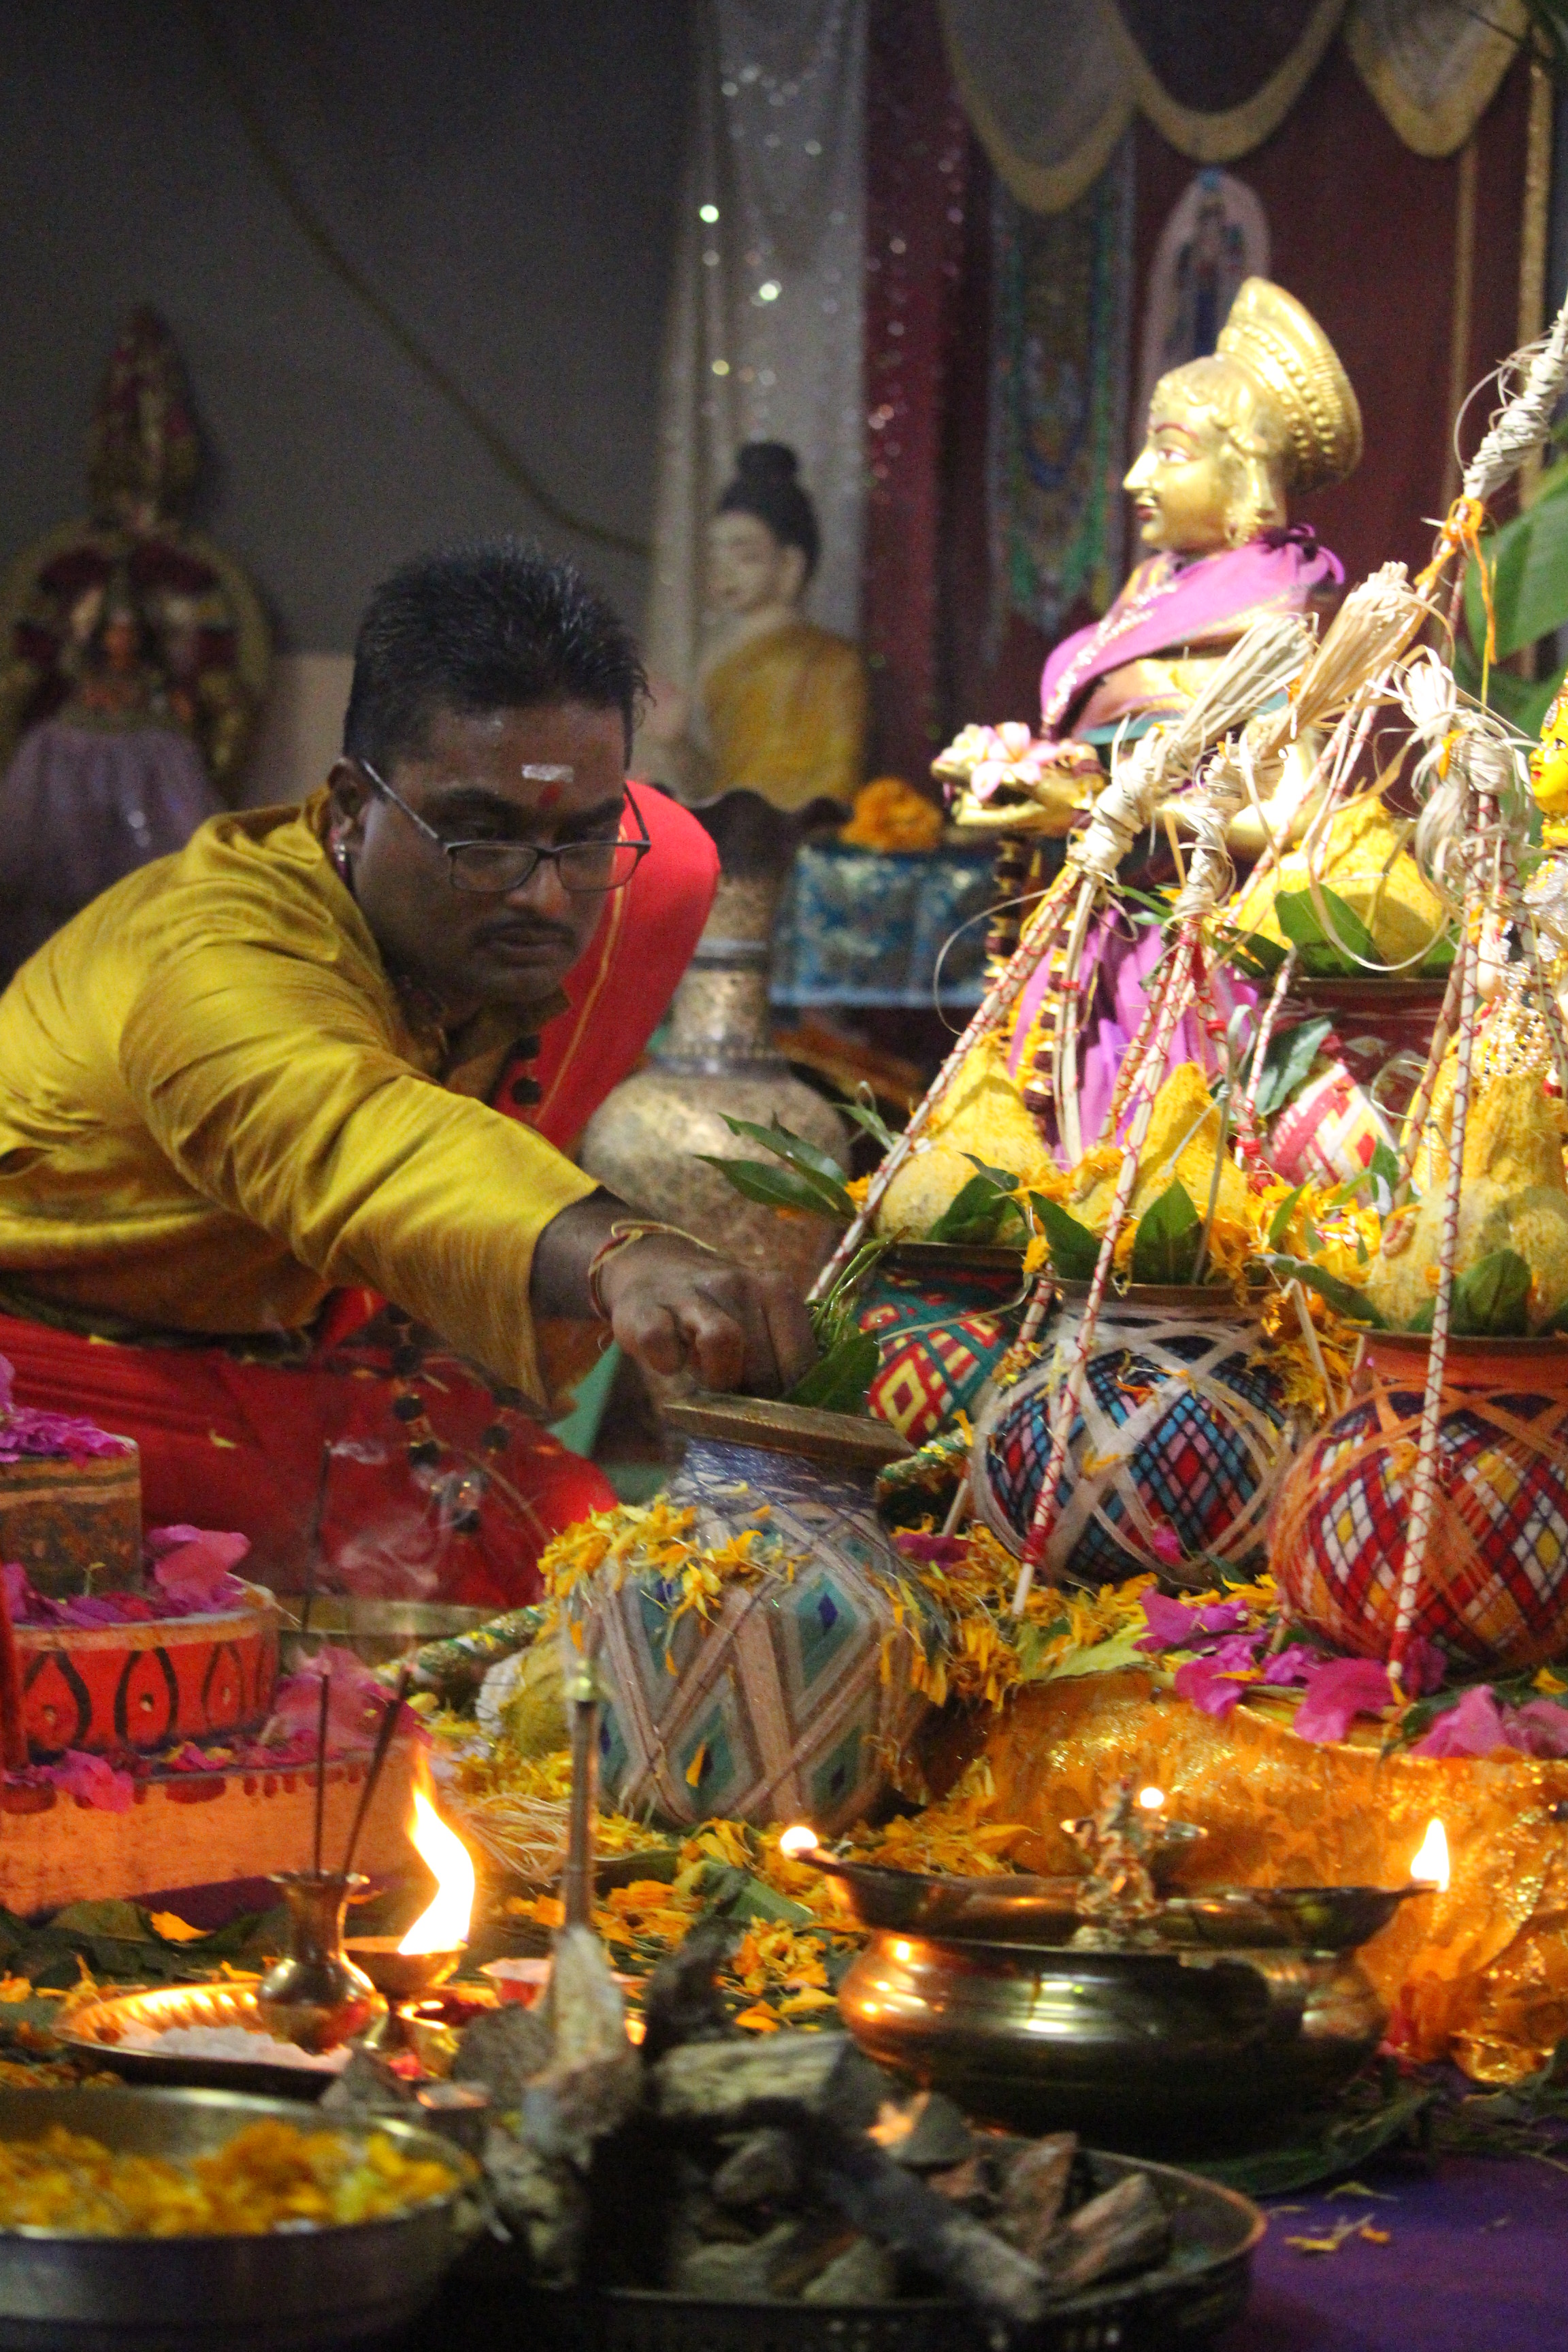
[0,2081,470,2352]
[659,1392,913,1469]
[63,1984,349,2102]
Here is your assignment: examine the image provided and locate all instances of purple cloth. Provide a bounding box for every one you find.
[0,719,220,981]
[1039,527,1343,736]
[1222,2157,1568,2352]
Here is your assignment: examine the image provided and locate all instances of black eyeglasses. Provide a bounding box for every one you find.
[357,760,651,896]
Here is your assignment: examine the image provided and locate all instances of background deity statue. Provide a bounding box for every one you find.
[0,309,270,983]
[644,441,868,817]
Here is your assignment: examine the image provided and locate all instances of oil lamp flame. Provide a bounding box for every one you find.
[1409,1817,1450,1892]
[1137,1785,1166,1812]
[779,1824,819,1858]
[398,1786,476,1955]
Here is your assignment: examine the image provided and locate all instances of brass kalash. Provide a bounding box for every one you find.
[821,1786,1439,2156]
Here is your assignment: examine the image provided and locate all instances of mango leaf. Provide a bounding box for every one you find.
[1275,886,1381,976]
[787,1330,879,1414]
[1032,1196,1101,1279]
[925,1176,1008,1247]
[1252,1014,1335,1120]
[1130,1181,1202,1286]
[718,1114,853,1203]
[1268,1183,1305,1247]
[1266,1254,1386,1327]
[837,1097,899,1154]
[1453,1248,1531,1337]
[695,1155,851,1221]
[1211,923,1290,983]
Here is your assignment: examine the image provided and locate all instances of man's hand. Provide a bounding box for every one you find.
[531,1197,818,1396]
[596,1233,817,1396]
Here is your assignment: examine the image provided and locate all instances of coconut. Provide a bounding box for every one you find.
[1229,794,1447,967]
[875,1035,1055,1239]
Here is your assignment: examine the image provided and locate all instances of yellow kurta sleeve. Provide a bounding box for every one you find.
[115,931,596,1404]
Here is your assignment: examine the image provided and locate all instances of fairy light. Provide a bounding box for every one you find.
[1138,1785,1166,1811]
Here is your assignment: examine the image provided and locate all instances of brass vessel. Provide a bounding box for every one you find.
[256,1872,380,2052]
[578,794,847,1290]
[839,1930,1388,2151]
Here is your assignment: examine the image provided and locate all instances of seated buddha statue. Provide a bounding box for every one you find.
[936,276,1362,1156]
[644,442,868,817]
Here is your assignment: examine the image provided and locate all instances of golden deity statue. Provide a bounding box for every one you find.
[940,277,1361,864]
[644,442,868,815]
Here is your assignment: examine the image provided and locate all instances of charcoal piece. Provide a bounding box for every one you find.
[523,2051,642,2169]
[484,2123,590,2286]
[809,2121,1047,2327]
[455,2003,553,2109]
[668,2221,800,2300]
[802,2234,901,2305]
[885,2091,975,2172]
[767,2216,861,2298]
[710,2126,803,2209]
[1044,2172,1171,2296]
[927,2153,987,2208]
[640,1914,737,2061]
[996,2134,1077,2262]
[652,2031,886,2134]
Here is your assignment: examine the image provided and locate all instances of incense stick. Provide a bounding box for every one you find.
[341,1666,411,1881]
[0,1567,25,1776]
[311,1671,330,1877]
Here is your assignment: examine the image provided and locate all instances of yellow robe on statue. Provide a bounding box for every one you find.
[0,796,595,1402]
[702,619,867,810]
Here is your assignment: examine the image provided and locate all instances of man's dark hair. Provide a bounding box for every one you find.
[342,539,647,772]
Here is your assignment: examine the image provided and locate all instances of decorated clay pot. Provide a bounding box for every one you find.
[567,1396,934,1833]
[16,1581,281,1758]
[972,1284,1301,1588]
[858,1243,1026,1448]
[1273,1331,1568,1667]
[1269,978,1446,1188]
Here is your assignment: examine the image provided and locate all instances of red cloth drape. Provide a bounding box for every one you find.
[0,785,719,1608]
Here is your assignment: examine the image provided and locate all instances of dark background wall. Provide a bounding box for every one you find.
[0,1,693,652]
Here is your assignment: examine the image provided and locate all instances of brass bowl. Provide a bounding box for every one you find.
[1158,1884,1431,1955]
[0,2082,472,2351]
[804,1830,1207,1940]
[343,1940,463,2006]
[839,1930,1387,2151]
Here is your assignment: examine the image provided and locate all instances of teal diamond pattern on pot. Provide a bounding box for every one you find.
[674,1705,739,1812]
[793,1573,861,1689]
[597,1705,630,1803]
[631,1577,700,1701]
[810,1714,868,1815]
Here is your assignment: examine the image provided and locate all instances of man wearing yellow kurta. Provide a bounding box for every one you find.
[0,542,814,1604]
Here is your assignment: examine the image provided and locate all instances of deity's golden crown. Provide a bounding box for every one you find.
[1216,277,1362,496]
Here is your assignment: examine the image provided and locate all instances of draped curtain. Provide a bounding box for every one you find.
[941,0,1531,214]
[642,0,867,731]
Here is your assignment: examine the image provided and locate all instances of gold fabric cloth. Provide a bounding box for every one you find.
[0,796,595,1403]
[703,620,868,811]
[962,1670,1568,2083]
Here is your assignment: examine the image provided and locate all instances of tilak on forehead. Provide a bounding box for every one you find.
[520,762,574,809]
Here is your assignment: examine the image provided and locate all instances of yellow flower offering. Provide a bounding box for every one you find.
[1229,791,1447,966]
[0,2120,456,2237]
[840,776,945,853]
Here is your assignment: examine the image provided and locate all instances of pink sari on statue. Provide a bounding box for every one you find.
[1008,529,1343,1147]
